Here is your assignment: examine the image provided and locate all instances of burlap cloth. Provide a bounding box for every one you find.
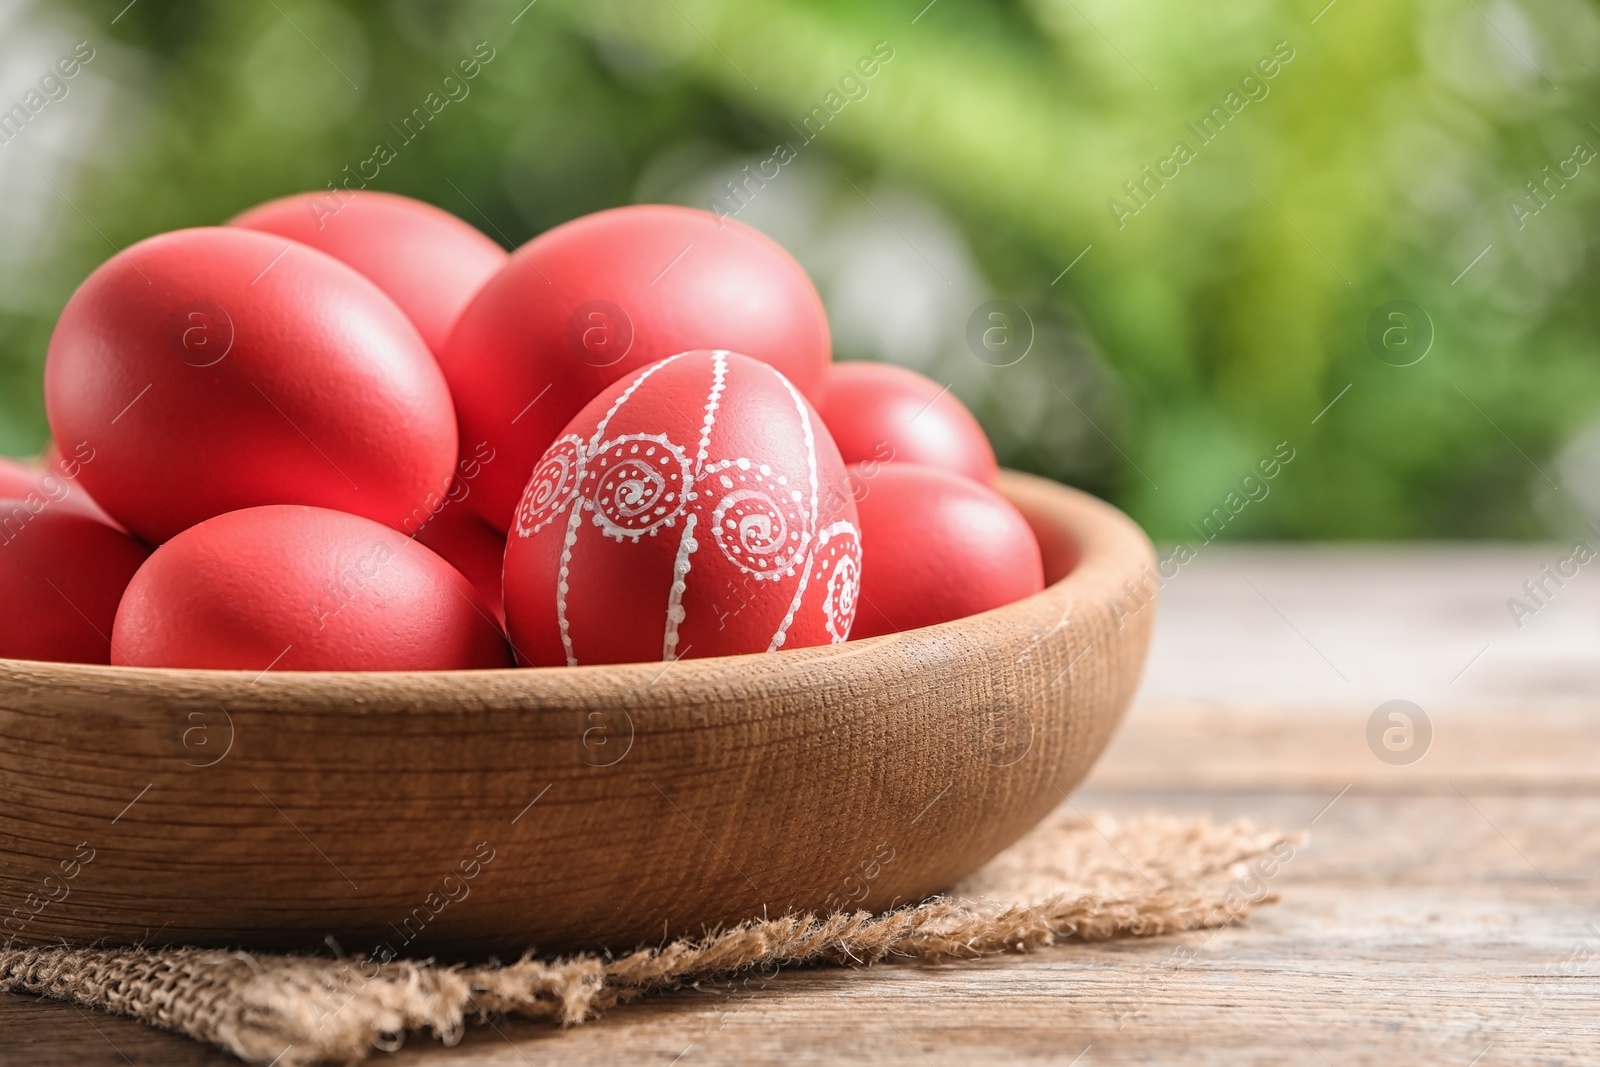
[0,809,1295,1065]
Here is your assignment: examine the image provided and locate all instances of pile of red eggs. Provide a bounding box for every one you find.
[1,194,1045,671]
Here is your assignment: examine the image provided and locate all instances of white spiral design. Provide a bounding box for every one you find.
[813,522,862,644]
[514,434,584,538]
[587,434,691,541]
[706,460,807,578]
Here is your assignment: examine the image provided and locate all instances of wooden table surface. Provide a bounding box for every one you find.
[5,545,1597,1065]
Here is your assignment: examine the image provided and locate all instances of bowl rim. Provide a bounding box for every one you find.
[0,470,1150,699]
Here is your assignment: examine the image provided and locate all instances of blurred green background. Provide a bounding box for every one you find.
[2,0,1598,541]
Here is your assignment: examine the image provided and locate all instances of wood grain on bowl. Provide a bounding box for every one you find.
[0,472,1155,957]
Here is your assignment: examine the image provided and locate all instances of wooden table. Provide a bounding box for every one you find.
[6,546,1598,1065]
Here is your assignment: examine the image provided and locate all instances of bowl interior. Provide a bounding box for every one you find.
[0,472,1154,955]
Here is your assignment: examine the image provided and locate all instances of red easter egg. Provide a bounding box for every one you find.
[0,503,150,663]
[503,351,859,666]
[818,361,999,485]
[228,191,506,357]
[849,463,1043,640]
[442,205,832,532]
[112,505,509,671]
[415,500,508,626]
[44,227,458,544]
[0,452,118,526]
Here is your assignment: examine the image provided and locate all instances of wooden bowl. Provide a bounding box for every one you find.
[0,472,1154,957]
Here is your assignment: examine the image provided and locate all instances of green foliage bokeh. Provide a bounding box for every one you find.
[2,0,1596,541]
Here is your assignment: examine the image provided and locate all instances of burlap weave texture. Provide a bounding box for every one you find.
[0,810,1295,1065]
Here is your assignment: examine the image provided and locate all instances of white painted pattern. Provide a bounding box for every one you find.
[552,353,689,667]
[813,520,863,644]
[555,498,586,667]
[514,434,584,537]
[587,433,692,541]
[764,373,821,652]
[520,351,854,664]
[661,350,728,660]
[706,461,807,579]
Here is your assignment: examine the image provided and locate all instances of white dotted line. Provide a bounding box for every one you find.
[767,373,820,652]
[661,513,699,661]
[555,499,585,668]
[587,351,687,453]
[560,353,689,665]
[662,352,725,659]
[694,351,727,476]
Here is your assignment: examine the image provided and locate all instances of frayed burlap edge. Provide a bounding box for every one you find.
[0,812,1299,1066]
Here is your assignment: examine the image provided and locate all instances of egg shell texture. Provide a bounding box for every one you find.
[504,351,860,667]
[111,504,509,671]
[0,503,150,664]
[441,204,832,531]
[44,227,458,544]
[818,361,999,485]
[228,191,507,357]
[849,462,1043,640]
[0,453,117,527]
[415,498,508,626]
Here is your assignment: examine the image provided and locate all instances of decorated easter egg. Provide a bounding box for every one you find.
[415,499,508,626]
[112,505,509,671]
[229,190,507,357]
[0,451,117,526]
[503,350,859,666]
[441,204,832,531]
[818,361,999,485]
[0,503,150,663]
[44,227,458,544]
[849,463,1043,640]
